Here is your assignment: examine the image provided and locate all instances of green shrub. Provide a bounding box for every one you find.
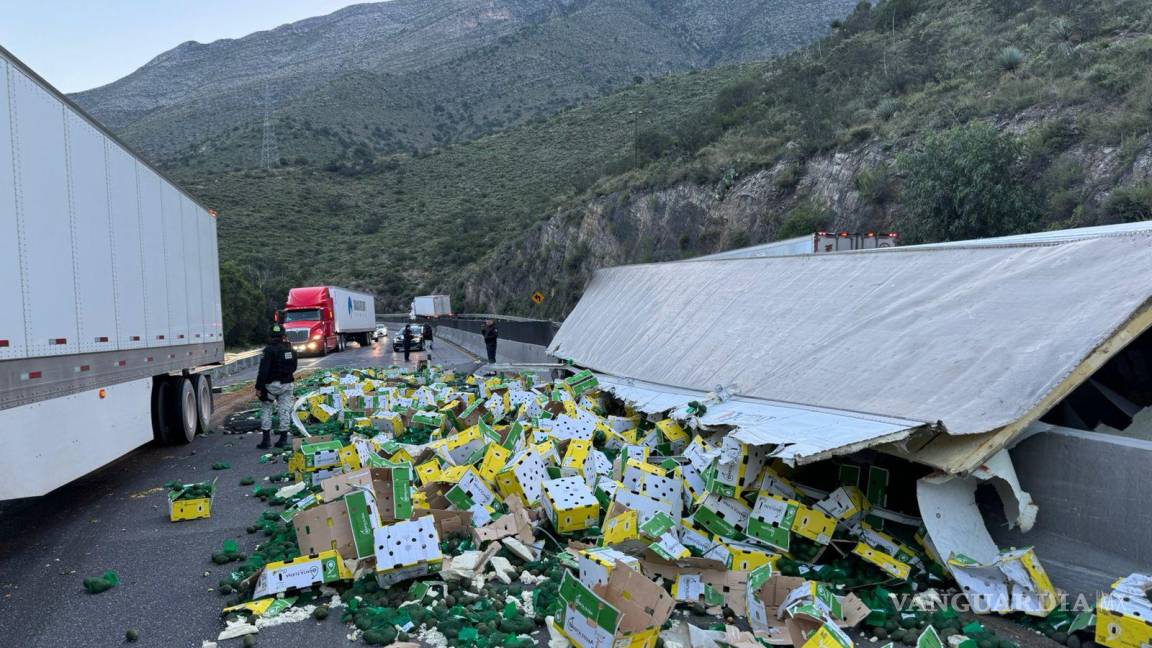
[778,201,832,239]
[896,123,1039,243]
[998,47,1026,72]
[1105,183,1152,222]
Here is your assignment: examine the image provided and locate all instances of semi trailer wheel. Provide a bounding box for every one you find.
[171,376,199,444]
[192,374,213,434]
[153,376,198,445]
[151,378,174,443]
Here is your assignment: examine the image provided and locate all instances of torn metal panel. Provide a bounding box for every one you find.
[596,373,928,465]
[917,451,1054,615]
[552,235,1152,473]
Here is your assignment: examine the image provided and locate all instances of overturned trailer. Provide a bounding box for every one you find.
[548,222,1152,595]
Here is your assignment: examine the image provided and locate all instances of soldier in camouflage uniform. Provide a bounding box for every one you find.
[256,324,299,449]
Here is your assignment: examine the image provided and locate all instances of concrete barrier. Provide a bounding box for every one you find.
[436,327,553,364]
[202,350,263,384]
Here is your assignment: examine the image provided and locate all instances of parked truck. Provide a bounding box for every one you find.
[0,45,223,500]
[695,231,899,260]
[282,286,377,355]
[411,294,453,318]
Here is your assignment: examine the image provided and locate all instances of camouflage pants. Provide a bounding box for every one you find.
[261,381,295,432]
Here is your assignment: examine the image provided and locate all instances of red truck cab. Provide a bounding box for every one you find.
[282,287,337,355]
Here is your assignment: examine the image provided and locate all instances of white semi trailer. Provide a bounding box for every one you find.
[0,45,224,499]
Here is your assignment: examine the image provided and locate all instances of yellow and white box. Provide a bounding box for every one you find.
[495,449,548,505]
[541,477,600,534]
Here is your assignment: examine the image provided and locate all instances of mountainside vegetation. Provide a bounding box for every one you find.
[74,0,857,164]
[461,0,1152,316]
[124,0,1152,342]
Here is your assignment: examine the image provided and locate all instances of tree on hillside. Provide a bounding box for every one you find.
[219,260,264,347]
[896,123,1039,243]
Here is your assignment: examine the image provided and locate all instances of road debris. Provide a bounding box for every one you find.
[82,569,119,594]
[198,365,1121,648]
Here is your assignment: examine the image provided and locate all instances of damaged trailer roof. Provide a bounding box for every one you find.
[549,233,1152,474]
[596,373,929,464]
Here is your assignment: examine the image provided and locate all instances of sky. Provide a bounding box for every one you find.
[0,1,380,93]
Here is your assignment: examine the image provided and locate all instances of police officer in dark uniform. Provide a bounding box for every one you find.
[256,324,299,449]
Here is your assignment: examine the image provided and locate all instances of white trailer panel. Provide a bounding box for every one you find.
[161,183,188,343]
[0,59,25,361]
[181,195,205,342]
[330,287,376,334]
[211,216,223,341]
[105,142,147,349]
[136,167,170,345]
[65,111,119,354]
[12,65,78,357]
[0,378,152,499]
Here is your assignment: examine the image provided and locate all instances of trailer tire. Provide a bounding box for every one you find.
[151,378,174,443]
[166,377,198,445]
[192,374,213,434]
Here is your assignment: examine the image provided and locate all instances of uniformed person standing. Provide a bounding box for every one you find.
[256,324,299,449]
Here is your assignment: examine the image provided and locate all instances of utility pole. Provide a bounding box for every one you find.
[260,81,279,169]
[628,109,644,167]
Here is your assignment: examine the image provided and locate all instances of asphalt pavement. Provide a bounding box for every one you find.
[0,335,481,648]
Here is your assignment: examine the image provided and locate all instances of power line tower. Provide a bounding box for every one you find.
[259,82,279,169]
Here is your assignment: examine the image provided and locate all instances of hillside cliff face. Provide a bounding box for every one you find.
[70,0,859,161]
[460,131,1152,319]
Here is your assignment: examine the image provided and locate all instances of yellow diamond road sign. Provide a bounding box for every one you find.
[531,291,545,304]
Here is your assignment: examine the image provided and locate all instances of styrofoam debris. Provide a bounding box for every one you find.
[217,620,259,640]
[417,626,449,648]
[502,537,538,562]
[275,482,306,499]
[519,571,547,585]
[442,551,485,580]
[545,616,571,648]
[256,604,316,628]
[489,556,517,584]
[521,591,536,617]
[201,642,218,648]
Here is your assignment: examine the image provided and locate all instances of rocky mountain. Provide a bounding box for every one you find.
[71,0,860,162]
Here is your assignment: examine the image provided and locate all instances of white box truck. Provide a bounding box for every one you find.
[411,295,452,318]
[0,45,224,499]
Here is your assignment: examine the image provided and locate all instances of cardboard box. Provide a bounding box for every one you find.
[293,487,380,559]
[253,550,353,598]
[948,547,1058,616]
[612,485,679,526]
[712,437,770,497]
[542,477,600,534]
[370,463,414,521]
[747,494,799,551]
[602,508,640,545]
[300,440,344,471]
[555,566,672,648]
[791,504,836,546]
[479,443,512,483]
[852,542,911,580]
[815,486,867,522]
[167,479,216,522]
[495,449,548,505]
[578,547,641,588]
[563,370,599,398]
[1096,574,1152,648]
[692,494,752,541]
[623,460,682,507]
[372,516,444,586]
[445,467,500,526]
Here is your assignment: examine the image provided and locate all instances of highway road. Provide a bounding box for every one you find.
[218,321,479,387]
[0,333,483,648]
